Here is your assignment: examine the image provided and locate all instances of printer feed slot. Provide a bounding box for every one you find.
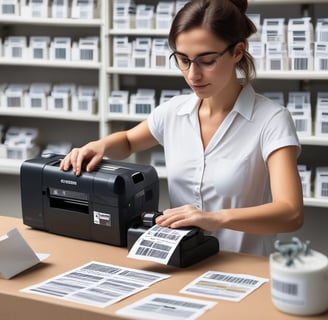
[131,172,144,184]
[49,197,89,214]
[48,187,89,214]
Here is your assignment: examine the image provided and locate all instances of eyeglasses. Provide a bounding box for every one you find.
[169,43,237,71]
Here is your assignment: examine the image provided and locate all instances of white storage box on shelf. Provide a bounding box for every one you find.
[298,165,312,198]
[48,84,76,112]
[42,142,72,156]
[112,0,136,29]
[156,1,174,30]
[262,92,285,107]
[316,18,328,44]
[72,37,99,62]
[108,90,129,114]
[262,18,286,43]
[159,89,180,104]
[247,13,262,42]
[266,42,289,71]
[249,42,265,71]
[0,0,19,16]
[131,37,151,68]
[4,126,40,160]
[315,92,328,136]
[136,4,154,29]
[21,0,49,18]
[151,38,170,69]
[25,83,52,110]
[29,36,51,60]
[4,36,27,59]
[1,84,29,109]
[315,167,328,198]
[130,89,155,116]
[288,17,314,71]
[51,0,69,18]
[50,37,72,61]
[314,42,328,71]
[71,0,99,19]
[71,85,98,114]
[113,36,132,68]
[287,92,312,137]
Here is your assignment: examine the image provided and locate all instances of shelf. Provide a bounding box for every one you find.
[0,159,23,175]
[0,109,100,121]
[304,197,328,208]
[299,137,328,146]
[0,16,102,27]
[249,0,328,3]
[0,58,101,70]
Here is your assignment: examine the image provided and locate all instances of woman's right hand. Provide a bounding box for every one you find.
[59,139,106,176]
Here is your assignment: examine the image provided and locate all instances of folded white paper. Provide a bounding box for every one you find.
[0,228,49,279]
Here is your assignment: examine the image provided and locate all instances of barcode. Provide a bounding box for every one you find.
[318,31,328,42]
[272,279,298,296]
[270,59,282,70]
[118,270,160,283]
[295,119,308,132]
[134,303,194,318]
[321,182,328,197]
[321,122,328,133]
[54,98,64,109]
[2,5,15,14]
[153,297,207,309]
[55,48,67,59]
[319,59,328,70]
[33,48,44,59]
[136,242,170,259]
[293,58,308,70]
[80,49,94,60]
[82,263,120,275]
[7,97,21,107]
[135,104,151,114]
[206,273,259,286]
[109,104,123,113]
[78,100,88,111]
[12,47,23,58]
[31,98,42,108]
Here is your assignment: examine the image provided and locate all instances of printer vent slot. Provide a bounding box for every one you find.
[131,172,144,184]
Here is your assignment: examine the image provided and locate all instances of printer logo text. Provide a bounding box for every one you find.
[60,179,77,186]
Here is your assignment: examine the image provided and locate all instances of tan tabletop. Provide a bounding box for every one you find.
[0,216,327,320]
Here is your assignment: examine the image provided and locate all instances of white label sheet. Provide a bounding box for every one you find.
[128,224,192,265]
[21,261,170,308]
[116,293,217,320]
[180,271,268,302]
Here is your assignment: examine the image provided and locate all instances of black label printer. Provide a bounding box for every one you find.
[21,154,219,267]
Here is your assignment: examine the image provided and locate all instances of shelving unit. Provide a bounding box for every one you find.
[0,0,328,210]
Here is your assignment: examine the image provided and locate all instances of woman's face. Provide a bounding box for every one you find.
[174,28,243,99]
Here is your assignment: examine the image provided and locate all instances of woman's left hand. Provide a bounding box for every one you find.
[155,205,220,232]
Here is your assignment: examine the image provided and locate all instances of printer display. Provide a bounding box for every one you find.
[20,154,159,247]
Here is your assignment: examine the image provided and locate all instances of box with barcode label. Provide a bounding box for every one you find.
[249,41,265,71]
[48,84,76,112]
[262,18,286,43]
[289,44,313,71]
[136,4,154,29]
[288,18,313,50]
[25,83,51,110]
[112,1,135,29]
[266,42,289,71]
[298,165,312,198]
[2,84,28,109]
[156,1,174,30]
[72,37,99,62]
[314,42,328,71]
[130,89,155,116]
[4,36,27,59]
[315,92,328,136]
[151,38,170,69]
[247,14,262,42]
[113,36,131,68]
[29,36,51,60]
[72,85,98,114]
[159,89,180,104]
[51,0,69,18]
[108,90,129,114]
[21,0,49,18]
[71,0,99,19]
[50,37,71,61]
[0,0,19,15]
[262,92,285,107]
[316,18,328,43]
[287,92,312,137]
[131,37,151,68]
[315,167,328,198]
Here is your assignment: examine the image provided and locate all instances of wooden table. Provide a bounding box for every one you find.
[0,216,327,320]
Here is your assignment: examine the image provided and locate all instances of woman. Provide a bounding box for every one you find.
[60,0,303,256]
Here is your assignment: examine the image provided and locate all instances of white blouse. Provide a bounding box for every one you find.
[147,84,300,256]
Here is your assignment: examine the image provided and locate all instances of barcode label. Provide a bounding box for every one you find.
[295,119,308,132]
[293,58,308,70]
[80,49,94,61]
[205,273,259,286]
[272,279,298,296]
[12,47,23,58]
[319,59,328,70]
[135,104,151,114]
[2,4,15,14]
[55,48,67,59]
[109,104,123,113]
[321,182,328,197]
[31,98,42,108]
[33,48,44,59]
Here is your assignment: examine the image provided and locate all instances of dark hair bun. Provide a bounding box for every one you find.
[230,0,248,14]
